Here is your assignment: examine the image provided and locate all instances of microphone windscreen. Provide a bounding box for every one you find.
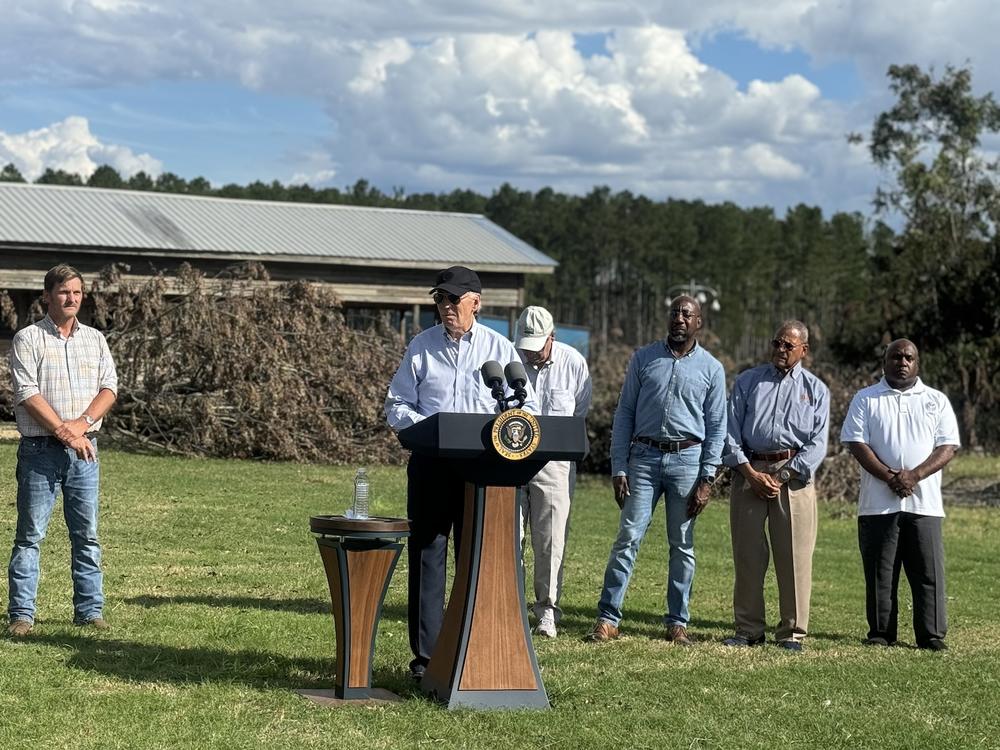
[504,360,528,389]
[481,360,505,387]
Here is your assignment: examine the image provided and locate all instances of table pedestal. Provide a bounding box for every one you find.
[310,515,410,700]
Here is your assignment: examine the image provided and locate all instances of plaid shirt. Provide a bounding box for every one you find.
[9,315,119,437]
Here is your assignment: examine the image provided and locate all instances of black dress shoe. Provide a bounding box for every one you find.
[409,662,427,681]
[864,637,890,647]
[777,640,803,652]
[722,634,765,647]
[921,639,948,651]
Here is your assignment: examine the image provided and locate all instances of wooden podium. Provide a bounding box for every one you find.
[398,412,586,710]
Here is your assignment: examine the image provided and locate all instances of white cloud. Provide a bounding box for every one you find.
[0,116,162,180]
[4,0,993,212]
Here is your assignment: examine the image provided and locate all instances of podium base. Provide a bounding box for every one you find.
[421,681,550,710]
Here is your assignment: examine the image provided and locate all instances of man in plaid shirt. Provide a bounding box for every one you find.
[6,264,118,637]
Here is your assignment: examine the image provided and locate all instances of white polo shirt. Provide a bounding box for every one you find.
[840,377,960,517]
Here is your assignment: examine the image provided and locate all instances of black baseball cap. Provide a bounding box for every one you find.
[430,266,482,296]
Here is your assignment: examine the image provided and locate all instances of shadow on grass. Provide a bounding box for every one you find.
[29,630,425,697]
[554,603,858,644]
[556,603,731,636]
[124,594,408,621]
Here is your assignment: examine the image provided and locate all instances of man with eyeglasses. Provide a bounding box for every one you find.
[841,339,959,651]
[514,305,592,639]
[587,295,726,645]
[721,321,830,652]
[385,265,538,681]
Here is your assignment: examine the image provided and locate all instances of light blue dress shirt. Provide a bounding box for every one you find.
[610,340,727,479]
[723,362,830,482]
[385,321,538,431]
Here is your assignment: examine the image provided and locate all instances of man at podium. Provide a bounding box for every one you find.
[385,266,538,682]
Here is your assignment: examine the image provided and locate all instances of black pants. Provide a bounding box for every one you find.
[406,453,467,671]
[858,512,947,646]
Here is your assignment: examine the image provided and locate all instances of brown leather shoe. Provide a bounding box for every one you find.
[75,617,110,630]
[666,624,693,646]
[7,619,33,637]
[585,620,620,642]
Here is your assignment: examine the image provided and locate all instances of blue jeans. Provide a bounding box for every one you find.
[8,435,104,624]
[597,442,701,627]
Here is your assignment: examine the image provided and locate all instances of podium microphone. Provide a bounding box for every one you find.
[504,361,529,408]
[481,360,507,407]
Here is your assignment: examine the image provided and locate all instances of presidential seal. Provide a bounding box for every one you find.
[491,408,541,461]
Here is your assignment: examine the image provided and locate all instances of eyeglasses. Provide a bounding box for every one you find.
[432,291,465,306]
[771,339,804,352]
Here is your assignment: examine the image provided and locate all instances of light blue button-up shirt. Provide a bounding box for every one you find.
[723,362,830,482]
[385,321,538,431]
[610,340,726,479]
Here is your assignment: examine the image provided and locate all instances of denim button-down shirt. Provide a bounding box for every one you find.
[723,362,830,482]
[610,340,726,479]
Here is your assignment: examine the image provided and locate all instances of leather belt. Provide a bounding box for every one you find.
[750,449,798,461]
[634,436,701,453]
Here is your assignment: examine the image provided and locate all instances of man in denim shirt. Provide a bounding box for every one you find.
[587,296,726,645]
[7,264,118,637]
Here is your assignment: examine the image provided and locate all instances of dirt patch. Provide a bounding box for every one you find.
[942,477,1000,507]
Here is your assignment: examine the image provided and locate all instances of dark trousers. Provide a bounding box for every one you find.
[858,512,947,646]
[406,453,467,671]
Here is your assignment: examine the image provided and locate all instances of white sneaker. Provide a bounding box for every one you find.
[534,611,557,638]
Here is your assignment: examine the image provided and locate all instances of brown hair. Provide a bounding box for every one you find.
[44,264,84,293]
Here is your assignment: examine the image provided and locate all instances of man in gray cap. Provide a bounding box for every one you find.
[386,266,538,680]
[514,305,592,638]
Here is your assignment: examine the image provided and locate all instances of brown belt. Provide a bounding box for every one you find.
[634,436,701,453]
[750,449,798,461]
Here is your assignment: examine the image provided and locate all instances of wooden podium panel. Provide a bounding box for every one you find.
[421,484,548,709]
[460,486,537,690]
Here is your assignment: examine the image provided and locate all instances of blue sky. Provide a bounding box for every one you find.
[1,1,997,216]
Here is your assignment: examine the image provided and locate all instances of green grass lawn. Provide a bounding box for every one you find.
[1,445,998,749]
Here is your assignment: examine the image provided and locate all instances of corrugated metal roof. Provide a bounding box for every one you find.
[0,182,556,271]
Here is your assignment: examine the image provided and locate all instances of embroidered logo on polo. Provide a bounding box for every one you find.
[491,409,541,460]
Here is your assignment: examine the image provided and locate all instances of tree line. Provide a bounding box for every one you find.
[2,63,997,448]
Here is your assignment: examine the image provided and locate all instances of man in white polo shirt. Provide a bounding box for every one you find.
[840,339,960,651]
[514,306,592,638]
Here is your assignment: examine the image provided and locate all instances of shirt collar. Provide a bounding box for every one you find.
[441,320,478,343]
[769,361,802,380]
[42,314,79,338]
[877,375,926,395]
[664,339,700,359]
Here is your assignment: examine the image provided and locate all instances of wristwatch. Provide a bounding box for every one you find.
[83,414,96,426]
[777,467,794,483]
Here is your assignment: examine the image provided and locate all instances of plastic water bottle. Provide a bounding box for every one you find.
[352,468,369,520]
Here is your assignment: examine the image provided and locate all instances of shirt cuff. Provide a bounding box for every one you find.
[14,386,40,405]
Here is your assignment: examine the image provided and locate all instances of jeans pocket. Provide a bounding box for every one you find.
[17,437,47,458]
[628,441,650,467]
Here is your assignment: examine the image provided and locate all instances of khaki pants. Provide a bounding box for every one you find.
[519,460,574,622]
[730,459,817,643]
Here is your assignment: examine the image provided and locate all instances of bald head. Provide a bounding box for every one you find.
[884,338,920,390]
[670,295,702,315]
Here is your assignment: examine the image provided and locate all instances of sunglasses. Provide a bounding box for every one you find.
[771,339,804,352]
[432,291,466,305]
